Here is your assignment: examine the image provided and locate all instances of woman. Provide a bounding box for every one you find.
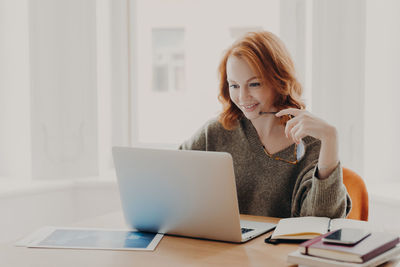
[179,31,351,218]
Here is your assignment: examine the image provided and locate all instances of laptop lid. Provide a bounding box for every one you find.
[112,147,244,242]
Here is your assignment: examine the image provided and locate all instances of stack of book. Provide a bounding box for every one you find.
[287,230,400,267]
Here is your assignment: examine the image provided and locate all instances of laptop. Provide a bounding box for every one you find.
[112,147,276,243]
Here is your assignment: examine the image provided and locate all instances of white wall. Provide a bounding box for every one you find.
[97,0,131,175]
[30,0,99,179]
[280,0,312,108]
[0,178,121,244]
[364,0,400,184]
[0,0,130,181]
[110,0,131,148]
[311,0,366,177]
[369,195,400,233]
[0,0,32,180]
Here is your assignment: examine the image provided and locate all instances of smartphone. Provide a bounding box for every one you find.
[322,228,371,245]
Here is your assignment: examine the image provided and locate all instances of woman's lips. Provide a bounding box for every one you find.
[241,103,259,112]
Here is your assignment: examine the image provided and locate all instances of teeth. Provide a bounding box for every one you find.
[244,104,257,109]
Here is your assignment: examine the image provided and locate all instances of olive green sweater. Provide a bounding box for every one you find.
[179,117,351,218]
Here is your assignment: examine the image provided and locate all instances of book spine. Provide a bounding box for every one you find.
[361,237,400,262]
[299,232,332,255]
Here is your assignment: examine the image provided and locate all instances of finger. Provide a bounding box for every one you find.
[275,108,302,117]
[292,124,306,144]
[290,123,302,143]
[284,116,301,138]
[294,132,307,145]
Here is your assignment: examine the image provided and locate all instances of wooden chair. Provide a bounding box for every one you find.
[342,167,369,221]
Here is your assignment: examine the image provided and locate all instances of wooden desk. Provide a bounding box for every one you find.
[1,212,399,267]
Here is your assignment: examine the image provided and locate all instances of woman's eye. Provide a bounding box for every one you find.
[229,84,239,89]
[249,82,261,87]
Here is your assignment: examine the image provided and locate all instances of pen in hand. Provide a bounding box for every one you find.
[258,111,278,115]
[260,111,294,119]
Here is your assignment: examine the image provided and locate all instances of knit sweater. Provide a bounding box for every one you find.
[179,117,351,218]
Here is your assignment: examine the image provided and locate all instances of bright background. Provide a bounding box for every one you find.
[1,0,399,243]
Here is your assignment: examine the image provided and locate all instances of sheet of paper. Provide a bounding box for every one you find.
[15,226,163,251]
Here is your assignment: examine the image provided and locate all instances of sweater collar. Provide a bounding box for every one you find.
[239,117,315,161]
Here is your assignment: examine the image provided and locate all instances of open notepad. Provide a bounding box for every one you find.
[271,216,371,241]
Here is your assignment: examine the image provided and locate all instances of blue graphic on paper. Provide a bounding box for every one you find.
[38,229,157,249]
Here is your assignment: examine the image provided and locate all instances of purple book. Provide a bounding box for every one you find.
[299,231,399,263]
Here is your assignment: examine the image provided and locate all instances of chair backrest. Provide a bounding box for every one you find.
[342,167,369,221]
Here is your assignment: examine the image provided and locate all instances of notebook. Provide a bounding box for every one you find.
[271,216,371,241]
[112,147,276,243]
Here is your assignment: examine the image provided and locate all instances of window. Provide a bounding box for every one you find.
[152,28,185,92]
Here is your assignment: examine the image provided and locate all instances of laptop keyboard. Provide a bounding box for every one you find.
[241,227,254,234]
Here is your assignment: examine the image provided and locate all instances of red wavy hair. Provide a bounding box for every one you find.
[218,31,305,130]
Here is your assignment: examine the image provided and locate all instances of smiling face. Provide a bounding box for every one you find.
[226,55,276,121]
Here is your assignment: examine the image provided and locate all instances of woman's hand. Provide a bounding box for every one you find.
[275,108,339,179]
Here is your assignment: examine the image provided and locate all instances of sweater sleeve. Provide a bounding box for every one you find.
[291,161,352,218]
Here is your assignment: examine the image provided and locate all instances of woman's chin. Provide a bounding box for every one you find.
[242,111,259,121]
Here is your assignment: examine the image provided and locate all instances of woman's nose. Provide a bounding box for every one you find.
[239,87,250,101]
